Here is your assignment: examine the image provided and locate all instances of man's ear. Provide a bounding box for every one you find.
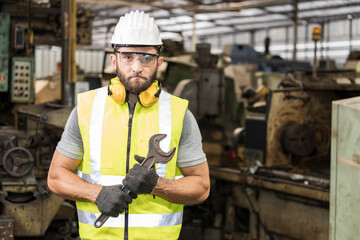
[157,57,163,71]
[110,54,117,69]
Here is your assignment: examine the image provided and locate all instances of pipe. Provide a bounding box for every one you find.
[313,40,317,79]
[61,0,76,106]
[192,13,197,52]
[292,0,298,60]
[256,168,330,189]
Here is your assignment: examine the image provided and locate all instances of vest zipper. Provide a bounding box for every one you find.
[125,103,135,240]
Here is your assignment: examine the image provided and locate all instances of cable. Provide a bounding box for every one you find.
[241,167,275,240]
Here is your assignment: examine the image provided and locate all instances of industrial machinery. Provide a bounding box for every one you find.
[0,104,76,239]
[0,1,93,238]
[171,43,242,173]
[188,28,360,239]
[208,68,360,239]
[155,29,359,239]
[174,43,225,120]
[224,44,312,73]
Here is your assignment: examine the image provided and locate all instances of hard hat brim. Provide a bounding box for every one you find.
[112,44,163,49]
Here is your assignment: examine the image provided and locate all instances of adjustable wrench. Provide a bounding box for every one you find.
[94,133,176,228]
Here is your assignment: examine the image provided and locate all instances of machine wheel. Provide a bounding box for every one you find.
[2,147,34,177]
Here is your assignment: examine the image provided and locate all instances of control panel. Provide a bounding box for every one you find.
[11,57,34,103]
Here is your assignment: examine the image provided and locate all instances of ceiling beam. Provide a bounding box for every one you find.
[77,0,291,13]
[170,11,360,39]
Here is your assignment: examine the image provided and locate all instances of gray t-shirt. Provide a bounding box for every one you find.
[56,106,206,168]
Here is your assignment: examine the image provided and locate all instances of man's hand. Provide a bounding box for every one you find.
[123,164,159,194]
[95,184,134,217]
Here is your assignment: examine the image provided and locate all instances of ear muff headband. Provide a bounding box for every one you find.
[108,77,161,107]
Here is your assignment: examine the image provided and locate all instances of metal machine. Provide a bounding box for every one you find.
[330,96,360,240]
[193,28,360,239]
[0,1,93,238]
[209,68,360,239]
[225,44,312,73]
[173,43,225,120]
[0,104,76,239]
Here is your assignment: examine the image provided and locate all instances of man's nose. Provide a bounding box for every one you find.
[131,57,143,72]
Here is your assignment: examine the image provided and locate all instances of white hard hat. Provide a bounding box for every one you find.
[111,10,163,48]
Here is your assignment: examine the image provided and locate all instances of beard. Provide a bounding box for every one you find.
[116,64,158,94]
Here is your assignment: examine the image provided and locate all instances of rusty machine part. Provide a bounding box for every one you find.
[2,147,34,177]
[0,219,14,240]
[265,89,333,172]
[280,122,316,157]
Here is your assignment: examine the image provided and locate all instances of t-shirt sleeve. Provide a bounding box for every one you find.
[56,106,84,160]
[177,109,207,168]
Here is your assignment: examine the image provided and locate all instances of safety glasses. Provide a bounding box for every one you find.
[115,51,159,67]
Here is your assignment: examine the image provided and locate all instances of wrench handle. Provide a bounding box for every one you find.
[121,185,131,194]
[93,186,132,228]
[94,213,109,228]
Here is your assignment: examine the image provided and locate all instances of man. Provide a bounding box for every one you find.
[47,10,210,240]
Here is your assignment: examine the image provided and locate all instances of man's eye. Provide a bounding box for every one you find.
[142,55,153,63]
[122,55,133,61]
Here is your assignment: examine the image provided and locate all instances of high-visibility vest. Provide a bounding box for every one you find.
[76,85,188,240]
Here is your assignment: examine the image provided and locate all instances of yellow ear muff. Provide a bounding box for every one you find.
[108,78,128,105]
[138,81,161,107]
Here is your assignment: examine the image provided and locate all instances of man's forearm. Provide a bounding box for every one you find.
[47,150,101,203]
[48,168,101,202]
[152,175,210,204]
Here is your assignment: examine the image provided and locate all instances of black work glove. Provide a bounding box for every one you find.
[95,184,134,217]
[123,162,159,195]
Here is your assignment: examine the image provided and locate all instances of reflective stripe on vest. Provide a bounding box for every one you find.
[77,169,183,186]
[89,86,107,184]
[157,91,171,178]
[78,209,183,228]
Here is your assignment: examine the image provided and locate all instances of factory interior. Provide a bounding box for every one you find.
[1,0,360,239]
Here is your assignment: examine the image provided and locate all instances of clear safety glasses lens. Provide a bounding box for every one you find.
[115,51,159,67]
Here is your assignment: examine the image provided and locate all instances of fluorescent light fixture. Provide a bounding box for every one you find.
[196,12,238,21]
[238,8,265,17]
[216,14,287,25]
[162,21,215,32]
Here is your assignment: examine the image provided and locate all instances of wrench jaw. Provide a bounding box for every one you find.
[152,133,167,141]
[165,148,176,160]
[142,133,177,169]
[141,147,176,169]
[151,134,175,157]
[148,134,166,152]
